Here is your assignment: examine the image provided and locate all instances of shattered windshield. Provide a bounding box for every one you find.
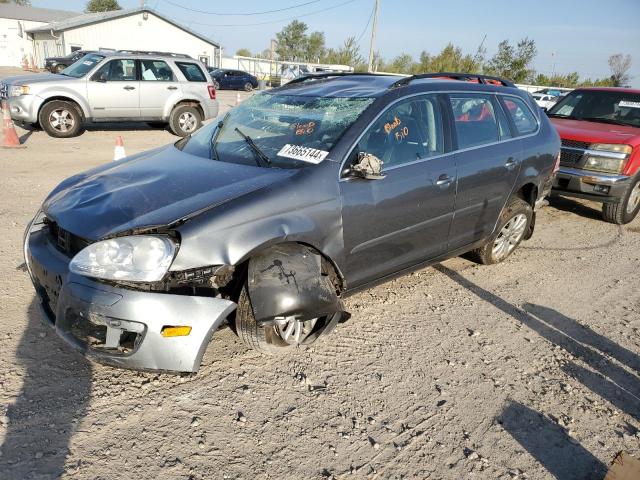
[177,92,375,168]
[547,90,640,128]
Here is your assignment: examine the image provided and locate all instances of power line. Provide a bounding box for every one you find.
[164,0,358,28]
[159,0,322,16]
[356,2,375,44]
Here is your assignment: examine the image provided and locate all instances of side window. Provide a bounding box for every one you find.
[450,95,500,149]
[494,99,513,140]
[93,59,137,82]
[176,62,207,82]
[140,60,174,81]
[357,95,444,168]
[501,96,538,135]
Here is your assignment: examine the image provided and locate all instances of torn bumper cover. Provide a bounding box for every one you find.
[24,219,236,373]
[248,244,342,323]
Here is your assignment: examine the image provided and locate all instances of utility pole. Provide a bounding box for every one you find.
[367,0,379,73]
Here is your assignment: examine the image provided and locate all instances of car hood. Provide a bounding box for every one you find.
[42,144,297,240]
[1,73,74,86]
[551,117,640,146]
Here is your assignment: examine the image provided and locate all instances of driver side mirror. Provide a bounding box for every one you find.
[346,152,386,180]
[93,71,108,83]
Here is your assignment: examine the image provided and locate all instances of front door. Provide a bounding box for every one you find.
[87,58,140,119]
[340,94,457,288]
[446,94,520,249]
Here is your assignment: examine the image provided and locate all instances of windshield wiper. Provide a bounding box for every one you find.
[581,117,632,127]
[546,113,577,119]
[234,127,272,167]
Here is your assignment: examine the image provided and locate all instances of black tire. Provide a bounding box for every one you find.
[168,105,202,137]
[243,82,253,92]
[469,196,533,265]
[38,100,84,138]
[601,174,640,224]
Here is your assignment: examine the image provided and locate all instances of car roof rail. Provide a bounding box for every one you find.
[390,72,516,89]
[116,50,193,59]
[285,72,394,85]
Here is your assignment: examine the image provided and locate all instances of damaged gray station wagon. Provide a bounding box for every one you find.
[24,72,560,373]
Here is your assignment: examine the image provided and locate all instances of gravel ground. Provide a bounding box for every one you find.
[0,68,638,479]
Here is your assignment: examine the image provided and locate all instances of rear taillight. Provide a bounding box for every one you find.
[553,151,561,173]
[207,85,216,100]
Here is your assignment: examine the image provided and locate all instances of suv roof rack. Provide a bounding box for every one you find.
[285,72,394,85]
[390,72,516,89]
[117,50,193,59]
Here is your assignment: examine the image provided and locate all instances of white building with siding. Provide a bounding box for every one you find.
[24,7,221,68]
[0,4,77,67]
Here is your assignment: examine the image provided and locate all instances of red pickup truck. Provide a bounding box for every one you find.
[547,87,640,224]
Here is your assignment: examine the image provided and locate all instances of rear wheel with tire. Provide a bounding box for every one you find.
[469,196,532,265]
[235,284,338,354]
[243,82,253,92]
[168,105,201,137]
[601,175,640,224]
[38,100,84,138]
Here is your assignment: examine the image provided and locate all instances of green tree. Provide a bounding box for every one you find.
[322,37,364,67]
[275,20,309,61]
[608,53,632,87]
[0,0,31,5]
[85,0,121,13]
[236,48,252,57]
[486,38,537,83]
[306,31,326,62]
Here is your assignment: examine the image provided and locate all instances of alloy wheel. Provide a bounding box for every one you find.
[274,317,319,346]
[49,109,75,133]
[492,213,528,260]
[626,181,640,215]
[178,112,197,133]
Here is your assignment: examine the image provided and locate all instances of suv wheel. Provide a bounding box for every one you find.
[243,82,253,92]
[169,105,202,137]
[470,196,532,265]
[39,100,83,138]
[602,175,640,224]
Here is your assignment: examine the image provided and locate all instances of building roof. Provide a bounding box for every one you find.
[26,7,220,48]
[0,4,78,22]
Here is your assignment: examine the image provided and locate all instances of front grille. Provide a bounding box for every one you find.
[44,219,90,256]
[561,139,590,150]
[560,138,589,165]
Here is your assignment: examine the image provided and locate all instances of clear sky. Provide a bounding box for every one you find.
[31,0,640,86]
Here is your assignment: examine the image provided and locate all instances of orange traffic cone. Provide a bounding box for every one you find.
[29,55,37,72]
[235,92,241,106]
[113,136,126,161]
[2,100,25,149]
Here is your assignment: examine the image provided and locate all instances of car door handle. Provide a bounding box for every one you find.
[167,86,178,90]
[436,174,454,187]
[505,158,517,170]
[123,86,135,91]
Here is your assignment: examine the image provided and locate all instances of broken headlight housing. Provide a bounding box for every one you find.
[69,235,176,282]
[584,143,632,174]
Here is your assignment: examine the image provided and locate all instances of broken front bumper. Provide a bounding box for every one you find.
[23,215,236,373]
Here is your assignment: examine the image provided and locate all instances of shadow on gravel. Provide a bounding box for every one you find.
[0,299,92,480]
[548,195,602,221]
[499,401,607,479]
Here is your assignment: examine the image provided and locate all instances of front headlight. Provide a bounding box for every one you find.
[583,143,632,173]
[69,235,176,282]
[10,85,30,97]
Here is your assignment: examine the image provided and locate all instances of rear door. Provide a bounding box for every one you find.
[339,94,457,287]
[138,59,179,119]
[447,93,520,249]
[87,58,140,119]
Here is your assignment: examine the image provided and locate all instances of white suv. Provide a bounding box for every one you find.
[0,51,218,138]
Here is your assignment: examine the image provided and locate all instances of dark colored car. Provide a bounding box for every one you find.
[45,50,96,74]
[208,68,258,91]
[24,72,559,373]
[547,87,640,224]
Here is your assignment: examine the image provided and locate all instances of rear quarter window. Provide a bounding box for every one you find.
[450,95,501,149]
[501,96,538,135]
[175,62,207,82]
